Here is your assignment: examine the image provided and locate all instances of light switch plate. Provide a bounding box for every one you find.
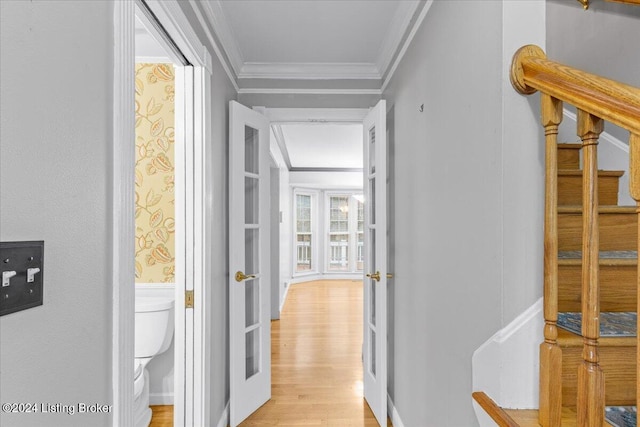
[1,241,44,316]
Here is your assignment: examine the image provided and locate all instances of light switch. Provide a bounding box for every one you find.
[0,241,44,316]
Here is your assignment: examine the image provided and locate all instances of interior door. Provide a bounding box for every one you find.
[229,100,271,426]
[363,100,388,427]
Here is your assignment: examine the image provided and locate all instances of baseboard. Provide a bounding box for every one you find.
[216,402,229,427]
[289,273,363,286]
[387,394,406,427]
[279,281,291,313]
[472,297,543,426]
[149,392,173,405]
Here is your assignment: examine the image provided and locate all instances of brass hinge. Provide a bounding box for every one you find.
[185,290,194,308]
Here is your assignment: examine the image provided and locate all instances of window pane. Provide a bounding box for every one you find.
[245,126,259,174]
[296,234,312,271]
[295,194,313,272]
[328,233,349,271]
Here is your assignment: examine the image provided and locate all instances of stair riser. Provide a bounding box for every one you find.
[558,146,580,170]
[558,175,620,205]
[558,264,637,312]
[561,345,636,406]
[558,212,637,251]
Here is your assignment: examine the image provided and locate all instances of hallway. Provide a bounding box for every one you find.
[240,280,390,426]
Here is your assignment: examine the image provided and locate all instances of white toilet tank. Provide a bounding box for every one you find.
[135,295,175,358]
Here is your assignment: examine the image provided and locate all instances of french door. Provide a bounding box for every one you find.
[363,100,388,426]
[228,101,271,426]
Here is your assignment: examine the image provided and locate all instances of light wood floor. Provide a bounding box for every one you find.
[241,279,390,426]
[150,279,390,427]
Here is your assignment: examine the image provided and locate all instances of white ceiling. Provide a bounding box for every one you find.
[203,0,421,81]
[278,124,363,169]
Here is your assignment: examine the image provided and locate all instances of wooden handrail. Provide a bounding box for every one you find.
[511,45,640,135]
[512,45,640,427]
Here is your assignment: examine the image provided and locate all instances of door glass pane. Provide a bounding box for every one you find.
[370,330,376,377]
[246,329,260,379]
[369,178,376,225]
[357,200,364,271]
[245,229,259,275]
[245,278,259,328]
[369,230,376,326]
[369,126,376,174]
[245,177,259,224]
[245,125,259,174]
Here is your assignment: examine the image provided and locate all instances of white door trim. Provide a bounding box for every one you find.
[112,2,136,426]
[112,1,212,425]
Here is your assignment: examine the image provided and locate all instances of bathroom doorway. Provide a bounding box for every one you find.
[134,4,186,426]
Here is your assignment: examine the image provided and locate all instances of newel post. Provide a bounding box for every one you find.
[539,93,563,427]
[576,110,604,427]
[629,134,640,413]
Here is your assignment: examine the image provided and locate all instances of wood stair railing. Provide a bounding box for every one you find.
[475,45,640,427]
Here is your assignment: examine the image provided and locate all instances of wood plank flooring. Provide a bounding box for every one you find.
[241,279,390,426]
[150,280,389,427]
[149,405,173,426]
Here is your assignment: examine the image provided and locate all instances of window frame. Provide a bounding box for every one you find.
[292,188,318,276]
[323,191,364,273]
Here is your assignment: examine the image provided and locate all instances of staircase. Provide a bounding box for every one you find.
[473,45,640,426]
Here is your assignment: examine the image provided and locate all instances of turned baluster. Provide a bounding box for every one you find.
[539,94,563,427]
[629,134,640,412]
[576,110,604,427]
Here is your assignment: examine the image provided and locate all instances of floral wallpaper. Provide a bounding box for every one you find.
[135,63,175,283]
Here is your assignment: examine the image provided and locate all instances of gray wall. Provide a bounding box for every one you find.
[547,0,640,207]
[205,47,237,427]
[0,1,113,426]
[383,1,537,425]
[547,0,640,144]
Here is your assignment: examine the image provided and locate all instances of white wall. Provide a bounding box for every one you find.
[0,2,114,426]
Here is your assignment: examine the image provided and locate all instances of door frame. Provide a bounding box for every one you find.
[264,107,369,289]
[112,1,213,425]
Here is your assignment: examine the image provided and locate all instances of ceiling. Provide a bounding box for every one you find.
[276,124,364,170]
[201,0,422,84]
[136,1,426,171]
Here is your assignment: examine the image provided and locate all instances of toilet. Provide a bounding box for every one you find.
[134,294,175,427]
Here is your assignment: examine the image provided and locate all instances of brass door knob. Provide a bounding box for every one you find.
[366,271,381,282]
[235,271,256,282]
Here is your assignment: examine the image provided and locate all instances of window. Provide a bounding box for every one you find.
[295,193,313,272]
[328,196,350,271]
[326,193,364,272]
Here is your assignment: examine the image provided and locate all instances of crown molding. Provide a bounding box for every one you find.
[381,0,434,93]
[238,87,382,95]
[238,62,381,80]
[200,0,245,76]
[263,108,369,123]
[375,1,421,76]
[188,0,240,91]
[271,124,293,170]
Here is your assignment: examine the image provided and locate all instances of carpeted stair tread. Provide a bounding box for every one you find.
[558,312,637,337]
[606,406,637,427]
[559,251,638,259]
